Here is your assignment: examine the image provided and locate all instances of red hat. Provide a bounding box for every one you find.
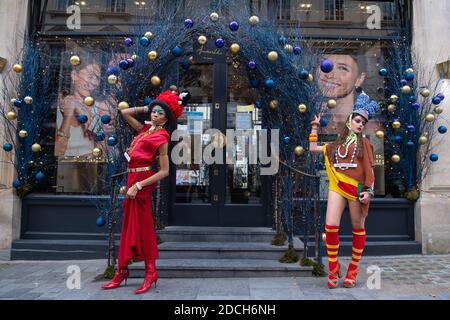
[149,90,190,120]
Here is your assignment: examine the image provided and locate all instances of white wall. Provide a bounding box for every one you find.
[0,0,29,250]
[412,0,450,254]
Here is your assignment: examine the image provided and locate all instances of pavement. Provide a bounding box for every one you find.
[0,251,449,300]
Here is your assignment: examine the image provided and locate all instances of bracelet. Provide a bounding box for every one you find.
[135,181,143,191]
[309,137,318,142]
[134,106,138,118]
[365,187,375,197]
[309,133,318,137]
[143,106,149,113]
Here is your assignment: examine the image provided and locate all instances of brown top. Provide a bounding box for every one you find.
[328,137,375,188]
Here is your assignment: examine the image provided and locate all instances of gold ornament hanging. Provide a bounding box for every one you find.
[119,186,127,195]
[230,43,240,55]
[284,44,293,53]
[425,114,435,122]
[10,98,17,106]
[198,35,207,45]
[392,121,401,129]
[268,51,278,61]
[210,12,219,21]
[92,148,102,158]
[405,68,414,73]
[147,51,158,61]
[151,76,161,86]
[307,74,314,83]
[294,146,305,156]
[298,104,307,113]
[144,32,154,40]
[84,96,95,107]
[375,130,385,139]
[401,85,411,94]
[269,100,279,109]
[118,101,130,110]
[391,154,401,163]
[70,55,81,66]
[420,88,430,97]
[131,54,139,61]
[418,136,428,145]
[7,112,17,120]
[24,96,33,105]
[249,15,260,25]
[13,64,23,73]
[108,75,118,85]
[327,99,337,109]
[434,106,443,114]
[19,130,28,138]
[387,104,396,113]
[32,143,42,153]
[390,95,399,103]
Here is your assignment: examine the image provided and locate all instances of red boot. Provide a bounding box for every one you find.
[101,267,129,290]
[134,260,158,294]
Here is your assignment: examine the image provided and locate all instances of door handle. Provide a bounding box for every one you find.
[215,103,220,109]
[213,194,219,201]
[214,169,219,176]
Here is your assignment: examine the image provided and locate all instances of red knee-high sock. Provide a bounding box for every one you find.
[347,228,366,278]
[325,224,340,275]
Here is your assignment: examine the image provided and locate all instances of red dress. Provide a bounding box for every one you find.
[117,125,170,267]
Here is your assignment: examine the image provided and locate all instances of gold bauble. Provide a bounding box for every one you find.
[434,106,443,114]
[108,75,118,85]
[249,15,260,25]
[284,44,293,53]
[390,95,399,103]
[151,76,161,86]
[147,51,158,61]
[118,101,130,110]
[327,99,337,109]
[70,55,81,66]
[169,85,178,91]
[7,112,17,120]
[144,31,154,40]
[269,100,279,109]
[119,186,127,195]
[84,96,95,107]
[425,114,435,122]
[307,74,314,83]
[10,98,17,106]
[189,56,195,64]
[31,143,42,153]
[405,68,414,74]
[24,96,33,105]
[391,154,401,163]
[19,130,28,138]
[230,43,240,55]
[392,121,401,129]
[131,54,139,61]
[420,88,430,98]
[375,130,385,139]
[92,148,102,158]
[294,146,305,156]
[210,12,219,21]
[13,64,23,73]
[268,51,278,61]
[198,35,207,45]
[387,104,396,113]
[418,136,428,145]
[401,85,411,94]
[298,104,307,113]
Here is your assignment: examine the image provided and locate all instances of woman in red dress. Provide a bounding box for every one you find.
[101,89,188,294]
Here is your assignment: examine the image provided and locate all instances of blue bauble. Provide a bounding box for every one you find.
[107,66,120,76]
[320,59,334,73]
[36,171,45,181]
[378,68,388,76]
[123,37,134,47]
[119,59,129,70]
[407,141,415,147]
[139,36,150,47]
[101,114,111,124]
[95,132,105,141]
[14,99,23,108]
[126,58,135,68]
[438,125,447,134]
[407,125,415,133]
[229,21,239,31]
[278,36,287,46]
[96,215,106,227]
[430,153,439,162]
[248,60,257,70]
[144,97,153,104]
[249,79,259,88]
[78,114,88,124]
[184,19,193,28]
[215,38,225,48]
[3,143,13,152]
[299,70,309,80]
[400,79,408,86]
[282,136,291,145]
[408,96,417,103]
[255,101,263,109]
[320,117,329,127]
[12,179,22,189]
[264,79,274,89]
[432,96,442,105]
[172,46,183,57]
[293,46,302,55]
[181,60,190,70]
[107,136,118,146]
[394,135,402,142]
[405,72,414,81]
[411,103,420,110]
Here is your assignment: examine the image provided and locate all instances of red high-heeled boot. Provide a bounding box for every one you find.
[134,260,158,294]
[101,267,129,290]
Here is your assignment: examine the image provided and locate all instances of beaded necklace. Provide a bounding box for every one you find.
[127,125,164,157]
[334,138,358,170]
